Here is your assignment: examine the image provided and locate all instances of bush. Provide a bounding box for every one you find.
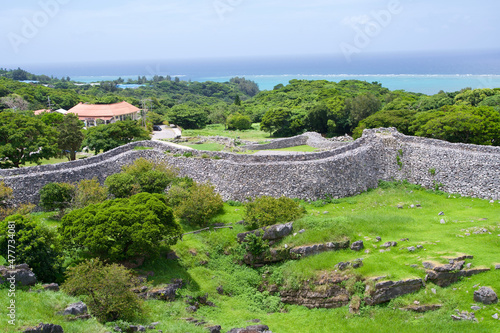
[105,173,139,198]
[73,178,108,209]
[0,214,64,283]
[39,182,75,215]
[62,259,142,322]
[227,113,252,130]
[170,182,224,227]
[105,158,177,198]
[0,181,14,220]
[244,196,306,229]
[59,192,182,261]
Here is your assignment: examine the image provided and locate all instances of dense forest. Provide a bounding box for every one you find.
[1,68,500,148]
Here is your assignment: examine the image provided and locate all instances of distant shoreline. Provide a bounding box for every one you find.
[68,74,500,95]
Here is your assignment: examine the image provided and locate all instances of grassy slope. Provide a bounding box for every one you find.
[2,183,499,333]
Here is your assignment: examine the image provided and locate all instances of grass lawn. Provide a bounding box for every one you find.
[23,152,97,167]
[268,145,318,152]
[183,142,226,151]
[182,123,272,142]
[3,182,499,332]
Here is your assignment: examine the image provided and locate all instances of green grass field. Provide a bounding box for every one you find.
[2,182,499,332]
[182,123,272,142]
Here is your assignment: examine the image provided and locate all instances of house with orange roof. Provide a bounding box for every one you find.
[67,101,141,127]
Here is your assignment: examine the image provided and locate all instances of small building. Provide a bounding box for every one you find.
[33,109,51,115]
[67,101,141,127]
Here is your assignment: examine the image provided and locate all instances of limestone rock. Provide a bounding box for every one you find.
[350,240,364,251]
[399,304,442,312]
[237,222,293,243]
[42,283,59,292]
[0,264,37,286]
[206,326,221,333]
[473,287,498,305]
[63,301,87,316]
[365,278,424,305]
[23,323,64,333]
[147,279,183,301]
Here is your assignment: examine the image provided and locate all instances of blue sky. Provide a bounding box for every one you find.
[1,0,499,67]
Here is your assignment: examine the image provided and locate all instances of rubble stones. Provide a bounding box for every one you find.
[399,304,442,312]
[237,222,293,243]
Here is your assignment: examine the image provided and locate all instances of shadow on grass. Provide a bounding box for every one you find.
[138,257,201,292]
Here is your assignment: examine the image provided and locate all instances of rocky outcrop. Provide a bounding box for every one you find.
[474,287,498,305]
[0,264,37,286]
[243,240,350,266]
[243,248,290,267]
[237,222,294,243]
[365,278,424,305]
[280,274,350,309]
[144,279,184,301]
[23,323,64,333]
[289,240,350,259]
[424,260,490,287]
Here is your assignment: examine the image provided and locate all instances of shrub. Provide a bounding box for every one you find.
[244,196,306,229]
[0,214,64,283]
[105,173,139,198]
[62,259,142,322]
[39,182,75,216]
[174,182,224,227]
[0,181,14,219]
[105,158,178,198]
[227,113,252,130]
[59,192,182,261]
[73,178,108,208]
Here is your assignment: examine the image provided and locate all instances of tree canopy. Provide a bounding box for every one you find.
[59,192,182,261]
[0,112,58,168]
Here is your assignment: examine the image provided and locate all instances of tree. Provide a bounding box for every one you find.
[0,112,58,168]
[82,120,150,154]
[0,214,64,283]
[39,182,75,217]
[58,113,85,161]
[260,107,291,136]
[173,182,224,227]
[352,108,417,138]
[412,105,500,145]
[62,259,142,322]
[0,94,29,111]
[59,192,182,261]
[305,103,336,134]
[244,196,306,229]
[227,113,252,130]
[234,94,241,106]
[166,104,208,129]
[346,93,382,130]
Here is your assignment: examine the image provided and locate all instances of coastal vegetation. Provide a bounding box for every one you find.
[1,67,500,169]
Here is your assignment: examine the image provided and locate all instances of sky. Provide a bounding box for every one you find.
[1,0,499,67]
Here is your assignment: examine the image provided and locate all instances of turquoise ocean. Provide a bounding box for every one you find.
[23,51,500,95]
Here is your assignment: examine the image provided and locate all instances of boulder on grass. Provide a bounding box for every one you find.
[474,287,498,305]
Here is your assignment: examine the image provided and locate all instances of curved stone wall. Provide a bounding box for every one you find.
[2,128,499,206]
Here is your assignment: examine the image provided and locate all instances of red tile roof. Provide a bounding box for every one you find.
[34,109,51,115]
[68,101,140,119]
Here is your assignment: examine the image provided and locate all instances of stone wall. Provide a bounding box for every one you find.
[2,128,499,206]
[242,132,349,150]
